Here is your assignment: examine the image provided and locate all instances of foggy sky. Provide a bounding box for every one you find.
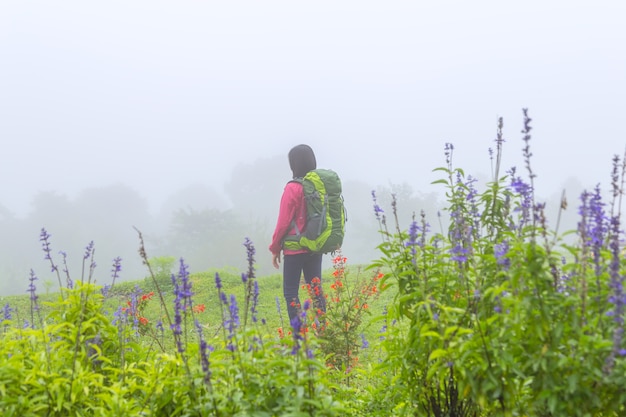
[1,1,625,216]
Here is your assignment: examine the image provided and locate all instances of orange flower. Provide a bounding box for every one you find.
[277,327,284,339]
[139,317,149,325]
[193,304,206,313]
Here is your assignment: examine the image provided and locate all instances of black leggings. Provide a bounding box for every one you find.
[283,252,326,323]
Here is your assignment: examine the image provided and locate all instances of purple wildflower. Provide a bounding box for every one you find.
[290,314,304,355]
[225,294,240,348]
[465,175,481,237]
[215,272,222,290]
[508,168,533,228]
[195,320,213,384]
[244,237,256,281]
[371,190,384,221]
[39,228,54,265]
[177,258,193,303]
[2,303,12,322]
[406,219,419,259]
[101,284,110,298]
[449,209,471,263]
[112,305,124,326]
[361,333,369,349]
[494,240,510,270]
[27,270,42,329]
[59,250,72,289]
[84,241,95,261]
[444,142,454,170]
[111,256,122,285]
[521,108,535,180]
[493,300,502,314]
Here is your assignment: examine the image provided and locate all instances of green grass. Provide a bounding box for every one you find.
[3,260,396,363]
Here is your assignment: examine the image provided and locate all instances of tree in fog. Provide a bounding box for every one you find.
[154,184,229,235]
[162,207,247,272]
[225,155,286,223]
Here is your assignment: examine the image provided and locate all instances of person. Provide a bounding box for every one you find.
[270,144,326,324]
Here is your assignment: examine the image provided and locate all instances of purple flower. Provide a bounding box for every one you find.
[215,272,223,290]
[195,320,213,383]
[290,314,304,355]
[449,209,471,263]
[243,237,256,281]
[406,220,419,258]
[521,108,536,180]
[508,169,533,228]
[101,284,111,297]
[444,142,454,169]
[2,303,12,322]
[494,240,510,269]
[39,228,54,262]
[27,270,40,329]
[177,258,193,302]
[111,257,122,284]
[84,241,95,261]
[360,333,369,349]
[59,250,72,289]
[227,294,240,335]
[371,190,384,221]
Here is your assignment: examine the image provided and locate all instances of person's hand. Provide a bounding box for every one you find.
[272,252,281,269]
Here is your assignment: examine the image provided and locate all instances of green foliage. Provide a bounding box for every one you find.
[368,135,626,416]
[4,113,626,416]
[0,251,347,416]
[143,255,176,292]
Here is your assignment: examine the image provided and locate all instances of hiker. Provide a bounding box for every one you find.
[270,144,326,324]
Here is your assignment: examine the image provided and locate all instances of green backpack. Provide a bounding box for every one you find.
[283,169,346,254]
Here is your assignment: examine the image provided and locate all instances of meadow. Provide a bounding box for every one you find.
[1,110,626,416]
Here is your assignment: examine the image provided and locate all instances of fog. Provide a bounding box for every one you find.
[1,1,625,295]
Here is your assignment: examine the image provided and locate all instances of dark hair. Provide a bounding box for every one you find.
[288,144,317,178]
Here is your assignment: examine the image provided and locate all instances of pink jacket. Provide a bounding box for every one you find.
[269,181,309,256]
